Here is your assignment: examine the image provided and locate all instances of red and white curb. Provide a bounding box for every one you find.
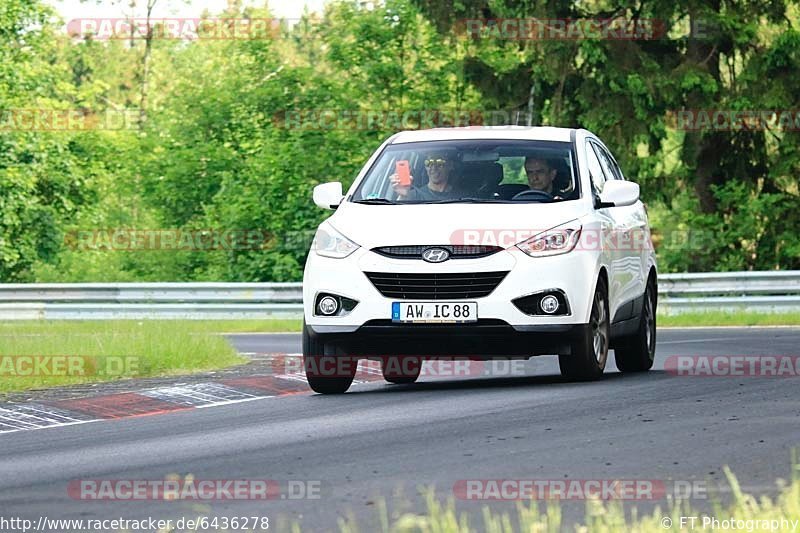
[0,354,386,435]
[0,404,95,433]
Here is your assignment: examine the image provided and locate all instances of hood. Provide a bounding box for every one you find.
[327,201,589,249]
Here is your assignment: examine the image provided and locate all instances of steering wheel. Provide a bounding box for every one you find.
[511,189,554,202]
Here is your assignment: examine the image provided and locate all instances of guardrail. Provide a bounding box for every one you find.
[0,271,797,319]
[0,283,304,320]
[658,271,800,315]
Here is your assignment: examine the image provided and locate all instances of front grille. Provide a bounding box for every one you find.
[372,245,503,260]
[364,271,509,300]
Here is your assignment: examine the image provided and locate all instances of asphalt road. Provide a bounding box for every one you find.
[1,327,799,532]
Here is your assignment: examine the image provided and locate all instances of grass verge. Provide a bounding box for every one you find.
[0,321,252,394]
[659,311,800,327]
[338,462,800,532]
[199,319,303,333]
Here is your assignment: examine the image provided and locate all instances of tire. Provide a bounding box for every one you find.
[614,278,657,373]
[559,276,609,380]
[302,321,356,394]
[382,356,421,384]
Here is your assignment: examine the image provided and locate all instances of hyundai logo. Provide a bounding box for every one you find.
[421,247,450,263]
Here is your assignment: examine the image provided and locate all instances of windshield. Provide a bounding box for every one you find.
[351,139,579,204]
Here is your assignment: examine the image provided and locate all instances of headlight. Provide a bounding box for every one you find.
[516,221,582,257]
[313,223,359,259]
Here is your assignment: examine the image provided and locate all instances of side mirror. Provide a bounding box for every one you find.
[598,180,639,208]
[313,182,344,209]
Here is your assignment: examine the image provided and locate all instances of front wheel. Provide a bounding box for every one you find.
[614,279,657,373]
[302,321,356,394]
[559,277,609,380]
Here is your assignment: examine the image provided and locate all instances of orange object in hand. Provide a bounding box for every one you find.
[395,160,411,186]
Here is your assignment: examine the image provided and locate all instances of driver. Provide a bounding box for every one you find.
[523,157,557,195]
[390,151,460,201]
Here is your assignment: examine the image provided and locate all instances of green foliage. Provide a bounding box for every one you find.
[651,180,799,272]
[0,0,100,281]
[2,0,799,281]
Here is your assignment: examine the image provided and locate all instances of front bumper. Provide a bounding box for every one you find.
[303,246,601,354]
[307,319,589,357]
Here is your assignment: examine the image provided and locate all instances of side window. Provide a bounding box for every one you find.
[584,141,608,194]
[593,142,624,181]
[607,151,626,181]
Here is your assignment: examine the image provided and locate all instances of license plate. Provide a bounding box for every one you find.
[392,302,478,323]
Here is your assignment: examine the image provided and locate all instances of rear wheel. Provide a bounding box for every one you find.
[614,279,657,372]
[559,277,609,380]
[302,321,356,394]
[382,356,421,384]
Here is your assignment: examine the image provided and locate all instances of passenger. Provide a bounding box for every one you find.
[390,152,460,201]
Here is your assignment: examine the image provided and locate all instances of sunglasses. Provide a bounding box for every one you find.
[424,158,448,167]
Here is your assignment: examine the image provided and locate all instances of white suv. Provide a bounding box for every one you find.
[302,127,657,393]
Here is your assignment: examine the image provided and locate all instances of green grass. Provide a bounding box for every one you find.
[191,319,303,333]
[0,321,257,394]
[659,311,800,327]
[337,462,800,533]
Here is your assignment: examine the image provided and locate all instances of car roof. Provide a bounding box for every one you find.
[389,126,576,144]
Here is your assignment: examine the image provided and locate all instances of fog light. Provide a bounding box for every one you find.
[318,296,339,316]
[540,295,560,314]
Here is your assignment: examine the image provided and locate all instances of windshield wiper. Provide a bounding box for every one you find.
[353,198,398,205]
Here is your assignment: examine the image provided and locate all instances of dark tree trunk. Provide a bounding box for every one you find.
[685,7,724,214]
